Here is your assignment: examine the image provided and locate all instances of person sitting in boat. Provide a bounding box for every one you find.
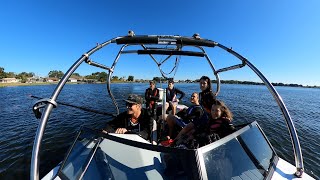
[203,99,235,139]
[145,80,159,116]
[164,92,206,141]
[165,79,185,115]
[170,76,215,143]
[102,94,154,140]
[174,100,234,148]
[199,76,216,114]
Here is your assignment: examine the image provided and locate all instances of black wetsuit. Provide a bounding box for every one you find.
[166,87,185,102]
[199,90,216,113]
[177,105,206,125]
[103,109,154,140]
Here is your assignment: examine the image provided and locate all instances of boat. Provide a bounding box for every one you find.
[30,31,315,179]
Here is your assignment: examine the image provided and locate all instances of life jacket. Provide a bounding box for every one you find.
[207,117,234,138]
[149,89,158,109]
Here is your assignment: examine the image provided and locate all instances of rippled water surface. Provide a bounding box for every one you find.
[0,83,319,179]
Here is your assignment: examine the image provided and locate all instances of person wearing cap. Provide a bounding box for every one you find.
[145,80,159,115]
[102,94,154,140]
[165,80,185,115]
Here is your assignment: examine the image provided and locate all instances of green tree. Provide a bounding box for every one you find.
[84,72,107,82]
[0,67,5,79]
[97,72,107,82]
[72,72,81,77]
[153,76,166,83]
[16,72,35,83]
[6,72,15,78]
[17,72,34,78]
[111,76,119,81]
[71,72,82,79]
[128,75,134,81]
[48,70,64,78]
[84,72,97,80]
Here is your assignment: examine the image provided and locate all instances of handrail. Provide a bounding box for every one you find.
[215,43,304,177]
[30,37,117,180]
[245,60,304,177]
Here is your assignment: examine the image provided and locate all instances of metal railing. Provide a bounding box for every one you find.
[30,34,304,179]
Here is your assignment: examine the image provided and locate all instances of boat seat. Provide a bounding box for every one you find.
[151,119,157,145]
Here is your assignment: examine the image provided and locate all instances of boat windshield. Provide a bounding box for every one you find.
[198,122,277,179]
[56,121,277,180]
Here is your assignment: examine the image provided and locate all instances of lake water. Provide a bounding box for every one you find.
[0,83,319,179]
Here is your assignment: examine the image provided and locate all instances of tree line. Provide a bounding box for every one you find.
[1,67,318,88]
[0,67,35,83]
[0,67,135,82]
[44,70,136,82]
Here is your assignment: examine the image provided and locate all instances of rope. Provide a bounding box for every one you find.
[29,95,116,117]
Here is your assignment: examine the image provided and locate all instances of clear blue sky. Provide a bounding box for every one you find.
[1,0,319,86]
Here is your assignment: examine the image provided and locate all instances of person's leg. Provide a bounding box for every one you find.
[186,129,196,141]
[165,102,169,113]
[171,103,177,115]
[151,103,156,116]
[166,114,176,139]
[175,123,194,141]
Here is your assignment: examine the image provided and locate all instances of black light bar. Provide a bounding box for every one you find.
[116,36,159,44]
[137,50,205,57]
[176,38,217,47]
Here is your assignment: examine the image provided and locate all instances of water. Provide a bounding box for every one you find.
[0,83,319,179]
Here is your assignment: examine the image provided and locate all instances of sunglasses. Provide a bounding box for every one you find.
[126,102,136,108]
[191,95,196,98]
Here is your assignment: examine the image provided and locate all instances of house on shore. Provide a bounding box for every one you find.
[47,77,59,83]
[27,76,45,83]
[68,78,78,83]
[0,78,20,83]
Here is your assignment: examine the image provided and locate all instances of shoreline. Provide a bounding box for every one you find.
[1,81,319,89]
[0,82,55,88]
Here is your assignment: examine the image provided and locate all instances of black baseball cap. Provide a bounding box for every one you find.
[124,94,143,104]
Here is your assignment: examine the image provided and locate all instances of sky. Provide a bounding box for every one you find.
[1,0,319,86]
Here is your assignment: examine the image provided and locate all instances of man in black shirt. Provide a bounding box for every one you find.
[165,92,205,139]
[103,94,154,140]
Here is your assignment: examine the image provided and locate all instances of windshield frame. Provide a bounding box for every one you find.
[55,121,279,180]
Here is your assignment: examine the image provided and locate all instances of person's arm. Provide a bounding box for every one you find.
[150,89,160,101]
[222,119,235,132]
[145,89,150,101]
[175,88,185,101]
[103,119,118,133]
[102,112,126,133]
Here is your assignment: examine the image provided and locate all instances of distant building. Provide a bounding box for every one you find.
[68,78,78,83]
[47,77,59,82]
[0,78,19,83]
[27,76,44,83]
